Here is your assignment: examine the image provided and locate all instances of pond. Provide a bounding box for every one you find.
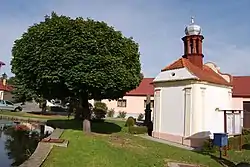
[0,119,53,167]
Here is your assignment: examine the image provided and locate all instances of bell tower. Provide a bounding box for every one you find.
[182,17,204,68]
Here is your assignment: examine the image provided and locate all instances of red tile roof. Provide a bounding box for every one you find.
[126,78,154,96]
[161,58,232,86]
[126,76,250,98]
[232,76,250,97]
[0,83,12,91]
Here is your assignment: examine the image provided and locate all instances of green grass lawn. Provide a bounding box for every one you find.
[42,119,225,167]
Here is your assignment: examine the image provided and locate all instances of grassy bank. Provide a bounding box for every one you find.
[42,119,221,167]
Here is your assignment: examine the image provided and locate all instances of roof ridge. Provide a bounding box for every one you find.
[203,65,231,83]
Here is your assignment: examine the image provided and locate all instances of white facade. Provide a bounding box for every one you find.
[0,91,3,100]
[153,67,235,147]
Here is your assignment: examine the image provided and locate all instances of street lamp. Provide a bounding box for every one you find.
[2,73,7,86]
[2,73,7,79]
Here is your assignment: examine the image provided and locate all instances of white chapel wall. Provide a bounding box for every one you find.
[157,84,188,136]
[193,83,232,135]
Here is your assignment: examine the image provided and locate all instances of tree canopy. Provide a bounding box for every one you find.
[11,12,142,131]
[11,12,141,101]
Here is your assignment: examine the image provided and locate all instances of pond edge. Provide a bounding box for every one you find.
[19,128,64,167]
[0,114,64,167]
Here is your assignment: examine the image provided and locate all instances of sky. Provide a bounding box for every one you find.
[0,0,250,78]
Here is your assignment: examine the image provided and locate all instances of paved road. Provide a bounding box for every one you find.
[19,102,41,112]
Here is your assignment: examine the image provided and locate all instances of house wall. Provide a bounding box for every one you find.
[232,97,250,128]
[156,84,186,136]
[193,83,232,138]
[0,91,3,100]
[152,80,192,145]
[88,95,154,118]
[3,91,14,101]
[152,79,233,147]
[232,97,250,110]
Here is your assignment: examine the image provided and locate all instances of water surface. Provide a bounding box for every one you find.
[0,120,41,167]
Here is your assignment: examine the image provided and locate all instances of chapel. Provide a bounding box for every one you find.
[152,18,241,147]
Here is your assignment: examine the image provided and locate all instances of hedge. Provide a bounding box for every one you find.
[202,134,250,153]
[128,126,148,134]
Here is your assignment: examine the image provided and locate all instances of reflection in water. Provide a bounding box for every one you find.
[0,124,40,167]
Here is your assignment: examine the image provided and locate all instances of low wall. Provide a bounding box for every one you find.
[19,128,64,167]
[0,115,47,124]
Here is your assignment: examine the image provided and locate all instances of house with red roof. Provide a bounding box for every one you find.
[98,78,154,118]
[0,62,13,100]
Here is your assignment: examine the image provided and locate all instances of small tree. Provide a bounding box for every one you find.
[11,12,141,133]
[92,101,108,120]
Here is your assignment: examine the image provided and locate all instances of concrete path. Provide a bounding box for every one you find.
[139,135,198,151]
[168,162,199,167]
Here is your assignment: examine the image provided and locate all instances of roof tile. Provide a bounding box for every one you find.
[161,58,232,86]
[126,78,154,96]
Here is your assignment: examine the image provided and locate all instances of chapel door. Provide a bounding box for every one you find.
[243,101,250,128]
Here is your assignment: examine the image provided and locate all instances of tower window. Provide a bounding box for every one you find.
[190,41,194,54]
[196,38,199,53]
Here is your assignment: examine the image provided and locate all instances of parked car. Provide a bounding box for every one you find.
[0,100,22,112]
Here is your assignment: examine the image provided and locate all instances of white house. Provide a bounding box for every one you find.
[152,18,242,147]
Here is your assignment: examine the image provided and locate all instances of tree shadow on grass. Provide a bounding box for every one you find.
[46,119,122,134]
[193,151,236,167]
[27,111,67,116]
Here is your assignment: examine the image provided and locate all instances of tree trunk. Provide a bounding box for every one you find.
[79,94,91,133]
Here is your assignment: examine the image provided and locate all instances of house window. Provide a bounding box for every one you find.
[144,100,154,108]
[117,99,127,107]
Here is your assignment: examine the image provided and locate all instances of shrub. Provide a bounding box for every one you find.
[46,106,51,112]
[93,101,108,120]
[125,117,135,127]
[129,126,148,134]
[117,111,127,118]
[242,128,250,135]
[137,113,144,121]
[202,134,250,151]
[201,139,217,153]
[107,108,115,117]
[228,135,250,150]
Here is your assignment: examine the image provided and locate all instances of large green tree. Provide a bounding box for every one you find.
[11,12,141,132]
